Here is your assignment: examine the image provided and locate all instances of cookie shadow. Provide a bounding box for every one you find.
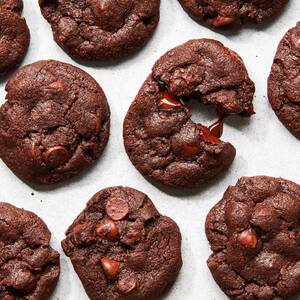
[70,52,136,69]
[225,114,252,130]
[65,33,158,69]
[0,66,19,85]
[145,165,233,198]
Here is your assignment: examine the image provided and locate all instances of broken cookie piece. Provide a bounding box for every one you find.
[123,39,255,189]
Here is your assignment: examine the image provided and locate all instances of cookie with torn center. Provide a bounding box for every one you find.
[61,186,182,300]
[0,60,110,185]
[123,39,255,189]
[0,202,60,300]
[38,0,160,60]
[206,176,300,299]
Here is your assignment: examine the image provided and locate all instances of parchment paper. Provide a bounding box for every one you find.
[0,1,299,299]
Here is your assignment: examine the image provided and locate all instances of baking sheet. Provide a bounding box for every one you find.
[0,1,300,299]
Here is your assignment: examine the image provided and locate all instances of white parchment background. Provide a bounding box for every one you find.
[0,1,299,299]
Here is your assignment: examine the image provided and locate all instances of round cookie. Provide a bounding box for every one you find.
[268,22,300,139]
[0,60,110,185]
[61,186,182,300]
[206,176,300,300]
[123,39,255,189]
[0,0,29,76]
[0,202,60,300]
[39,0,160,60]
[178,0,288,28]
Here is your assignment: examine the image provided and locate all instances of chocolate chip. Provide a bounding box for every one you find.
[92,113,100,133]
[44,146,69,168]
[105,198,129,221]
[2,295,15,300]
[31,143,39,159]
[95,219,119,241]
[48,81,64,90]
[238,229,258,249]
[100,258,120,280]
[117,275,137,295]
[211,16,235,27]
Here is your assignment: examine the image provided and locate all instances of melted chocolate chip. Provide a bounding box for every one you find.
[197,124,221,145]
[159,92,182,109]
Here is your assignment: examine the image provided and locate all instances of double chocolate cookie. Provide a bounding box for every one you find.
[0,202,60,299]
[62,186,182,300]
[206,176,300,299]
[178,0,288,28]
[0,0,29,75]
[0,60,110,185]
[268,22,300,139]
[123,39,255,189]
[39,0,160,60]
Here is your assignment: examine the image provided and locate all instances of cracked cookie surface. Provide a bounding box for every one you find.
[268,22,300,139]
[61,186,182,300]
[123,39,255,189]
[0,202,60,300]
[178,0,287,27]
[0,0,29,76]
[39,0,160,60]
[0,60,110,185]
[206,176,300,300]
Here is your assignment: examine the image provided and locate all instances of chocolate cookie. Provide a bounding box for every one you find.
[0,60,110,185]
[39,0,160,60]
[0,0,23,13]
[0,0,29,75]
[178,0,288,28]
[62,186,182,300]
[206,176,300,300]
[268,23,300,139]
[123,39,255,189]
[0,202,60,299]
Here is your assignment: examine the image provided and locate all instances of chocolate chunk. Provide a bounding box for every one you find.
[100,258,120,280]
[106,198,129,221]
[44,146,69,168]
[238,229,258,249]
[95,219,119,241]
[117,274,137,294]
